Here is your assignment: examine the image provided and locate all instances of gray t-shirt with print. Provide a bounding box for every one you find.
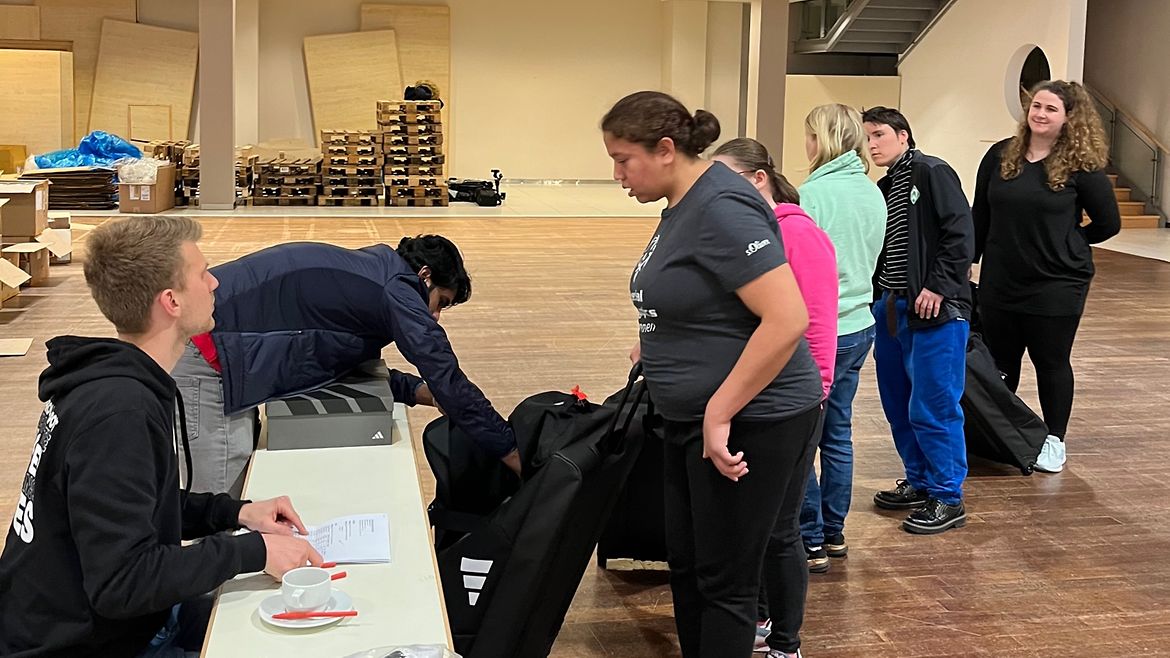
[630,162,823,423]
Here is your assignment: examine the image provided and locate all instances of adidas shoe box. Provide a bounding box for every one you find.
[266,360,398,450]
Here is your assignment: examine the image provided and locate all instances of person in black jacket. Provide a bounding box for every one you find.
[863,107,975,535]
[173,237,520,496]
[972,80,1121,474]
[0,216,323,657]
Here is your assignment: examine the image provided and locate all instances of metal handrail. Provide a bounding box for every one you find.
[1087,85,1170,155]
[797,0,867,50]
[1085,84,1164,210]
[899,0,960,63]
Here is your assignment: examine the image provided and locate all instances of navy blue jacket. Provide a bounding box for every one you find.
[209,242,516,458]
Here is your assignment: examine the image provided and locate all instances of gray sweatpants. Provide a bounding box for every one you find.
[171,343,258,497]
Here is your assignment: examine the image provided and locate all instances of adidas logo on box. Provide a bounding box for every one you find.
[370,430,386,441]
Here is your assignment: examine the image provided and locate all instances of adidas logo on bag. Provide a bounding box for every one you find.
[461,557,493,606]
[370,430,386,441]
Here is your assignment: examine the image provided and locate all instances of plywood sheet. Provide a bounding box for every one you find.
[34,0,136,140]
[360,4,451,161]
[0,50,74,158]
[0,6,41,40]
[303,30,403,138]
[89,19,197,142]
[0,338,33,357]
[128,104,173,141]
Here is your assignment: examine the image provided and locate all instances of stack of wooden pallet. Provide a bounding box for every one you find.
[377,100,448,207]
[252,156,322,206]
[319,131,381,206]
[179,145,256,207]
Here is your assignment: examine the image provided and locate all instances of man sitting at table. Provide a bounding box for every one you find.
[173,236,520,497]
[0,217,323,657]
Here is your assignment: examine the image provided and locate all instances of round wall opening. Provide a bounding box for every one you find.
[1005,44,1052,122]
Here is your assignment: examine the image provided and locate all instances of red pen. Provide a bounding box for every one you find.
[272,610,358,620]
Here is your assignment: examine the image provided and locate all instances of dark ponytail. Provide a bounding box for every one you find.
[395,234,472,305]
[601,91,721,158]
[712,137,799,204]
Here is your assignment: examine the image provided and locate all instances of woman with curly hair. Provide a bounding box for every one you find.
[972,80,1121,473]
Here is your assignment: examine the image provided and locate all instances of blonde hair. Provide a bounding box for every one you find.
[1000,80,1109,190]
[84,216,203,334]
[805,103,869,174]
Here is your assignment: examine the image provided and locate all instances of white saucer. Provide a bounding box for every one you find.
[258,590,354,629]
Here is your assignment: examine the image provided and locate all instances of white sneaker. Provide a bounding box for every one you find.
[1034,435,1066,473]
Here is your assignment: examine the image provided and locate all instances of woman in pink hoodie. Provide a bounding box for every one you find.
[712,138,838,658]
[713,139,838,395]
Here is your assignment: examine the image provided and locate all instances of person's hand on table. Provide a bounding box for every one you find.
[238,496,308,536]
[262,535,324,580]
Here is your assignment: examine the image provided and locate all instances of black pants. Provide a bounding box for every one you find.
[757,411,823,652]
[663,405,823,658]
[978,306,1082,438]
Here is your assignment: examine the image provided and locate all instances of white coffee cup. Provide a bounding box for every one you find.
[281,566,332,612]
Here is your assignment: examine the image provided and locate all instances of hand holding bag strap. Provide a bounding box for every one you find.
[603,363,647,453]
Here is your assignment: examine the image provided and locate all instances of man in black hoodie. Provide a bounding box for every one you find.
[0,216,324,657]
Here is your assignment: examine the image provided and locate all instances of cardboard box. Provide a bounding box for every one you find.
[2,242,50,286]
[0,145,28,175]
[0,257,30,306]
[0,180,49,237]
[118,163,176,214]
[46,212,72,264]
[266,360,398,451]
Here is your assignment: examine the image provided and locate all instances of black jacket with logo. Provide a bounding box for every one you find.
[874,150,976,328]
[0,337,266,657]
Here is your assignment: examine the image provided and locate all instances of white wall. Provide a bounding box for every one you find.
[899,0,1088,199]
[253,0,663,180]
[705,2,746,140]
[1085,0,1170,209]
[131,0,681,179]
[781,75,900,186]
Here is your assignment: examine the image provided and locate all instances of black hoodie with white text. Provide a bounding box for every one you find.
[0,337,267,657]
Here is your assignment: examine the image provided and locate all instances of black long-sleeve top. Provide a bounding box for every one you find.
[973,138,1122,316]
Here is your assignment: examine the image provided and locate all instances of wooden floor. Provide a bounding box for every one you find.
[2,217,1170,657]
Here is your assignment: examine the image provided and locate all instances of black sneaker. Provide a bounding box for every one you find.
[806,546,830,573]
[902,498,966,534]
[873,479,928,510]
[825,532,848,558]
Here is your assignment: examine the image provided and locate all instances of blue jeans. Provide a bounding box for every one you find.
[872,293,968,505]
[799,326,876,546]
[137,596,213,658]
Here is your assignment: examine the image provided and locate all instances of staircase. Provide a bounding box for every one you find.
[794,0,956,56]
[1108,174,1161,229]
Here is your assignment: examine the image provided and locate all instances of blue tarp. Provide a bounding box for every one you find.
[34,131,142,169]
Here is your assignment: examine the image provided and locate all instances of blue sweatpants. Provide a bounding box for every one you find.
[872,292,968,505]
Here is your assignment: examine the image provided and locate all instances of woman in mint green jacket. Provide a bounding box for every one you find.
[796,104,887,572]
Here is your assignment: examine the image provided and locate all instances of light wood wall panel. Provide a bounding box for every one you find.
[302,29,403,138]
[128,104,174,141]
[88,19,198,142]
[33,0,136,140]
[0,6,41,40]
[0,49,74,158]
[359,4,451,164]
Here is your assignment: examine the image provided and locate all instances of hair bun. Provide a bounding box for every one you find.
[690,110,721,154]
